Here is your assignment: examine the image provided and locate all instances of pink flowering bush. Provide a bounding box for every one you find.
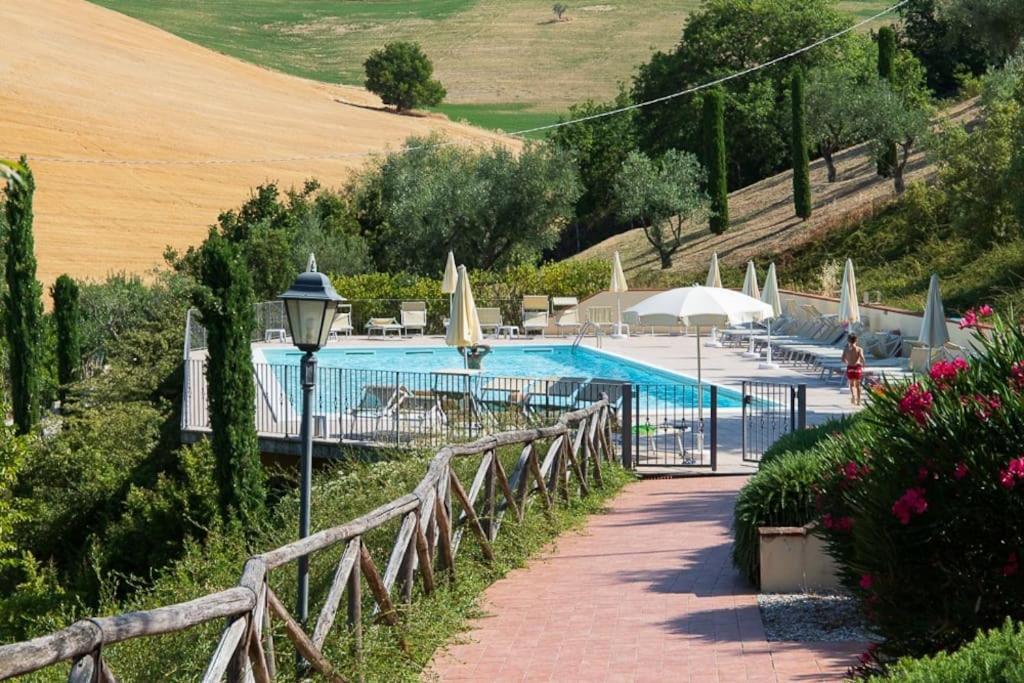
[817,313,1024,660]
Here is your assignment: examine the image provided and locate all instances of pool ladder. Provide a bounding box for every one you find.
[571,321,602,350]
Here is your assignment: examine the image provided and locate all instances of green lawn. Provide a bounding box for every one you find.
[432,103,561,138]
[90,0,894,137]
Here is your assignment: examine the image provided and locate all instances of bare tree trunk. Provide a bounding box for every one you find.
[823,150,837,183]
[893,165,906,194]
[659,251,672,269]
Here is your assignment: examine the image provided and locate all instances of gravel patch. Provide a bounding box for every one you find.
[759,592,878,642]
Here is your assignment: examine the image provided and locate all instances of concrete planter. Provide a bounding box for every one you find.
[759,524,840,592]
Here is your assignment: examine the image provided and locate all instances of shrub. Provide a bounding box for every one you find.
[867,618,1024,682]
[732,448,835,586]
[331,259,610,332]
[817,312,1024,659]
[363,41,446,112]
[760,415,860,467]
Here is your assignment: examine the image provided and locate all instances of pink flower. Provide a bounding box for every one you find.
[1000,457,1024,489]
[1011,362,1024,392]
[929,358,968,386]
[898,384,933,425]
[892,487,928,525]
[1003,552,1019,577]
[917,465,930,482]
[959,309,979,329]
[835,516,854,533]
[822,513,834,530]
[1000,469,1016,489]
[979,304,994,317]
[859,574,874,590]
[843,461,862,481]
[954,462,969,480]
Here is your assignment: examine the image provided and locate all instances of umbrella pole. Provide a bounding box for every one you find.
[697,326,705,455]
[612,294,626,338]
[759,320,779,370]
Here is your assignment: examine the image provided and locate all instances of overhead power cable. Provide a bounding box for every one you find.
[5,0,909,167]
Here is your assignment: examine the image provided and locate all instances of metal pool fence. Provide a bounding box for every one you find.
[182,361,808,468]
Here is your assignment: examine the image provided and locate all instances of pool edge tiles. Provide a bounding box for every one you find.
[254,343,748,411]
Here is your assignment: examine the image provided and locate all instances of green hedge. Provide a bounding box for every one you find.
[732,448,834,586]
[759,415,860,467]
[867,619,1024,682]
[330,259,610,332]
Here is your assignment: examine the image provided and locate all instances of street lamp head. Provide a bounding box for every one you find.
[278,271,345,352]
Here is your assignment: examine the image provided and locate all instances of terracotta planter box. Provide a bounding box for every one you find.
[758,524,840,592]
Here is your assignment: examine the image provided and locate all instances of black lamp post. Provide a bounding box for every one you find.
[278,267,343,641]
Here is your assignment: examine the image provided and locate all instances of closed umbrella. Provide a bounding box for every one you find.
[742,261,760,299]
[446,265,484,363]
[739,261,762,357]
[610,251,629,338]
[706,252,723,288]
[442,251,458,321]
[627,286,772,437]
[837,258,860,325]
[759,263,783,369]
[919,273,949,363]
[705,252,724,345]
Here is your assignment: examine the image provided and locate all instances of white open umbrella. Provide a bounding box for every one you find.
[610,251,629,338]
[742,261,760,299]
[919,273,948,362]
[446,265,483,358]
[627,286,773,437]
[837,258,860,325]
[442,251,458,319]
[758,263,783,369]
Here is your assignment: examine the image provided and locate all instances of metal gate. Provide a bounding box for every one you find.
[621,384,717,469]
[741,381,806,463]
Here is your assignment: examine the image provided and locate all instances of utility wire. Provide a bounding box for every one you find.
[6,0,908,167]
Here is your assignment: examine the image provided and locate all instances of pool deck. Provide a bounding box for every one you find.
[240,331,858,474]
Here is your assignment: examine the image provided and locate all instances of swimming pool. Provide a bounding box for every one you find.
[257,344,744,411]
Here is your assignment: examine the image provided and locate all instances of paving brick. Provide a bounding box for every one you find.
[428,478,863,682]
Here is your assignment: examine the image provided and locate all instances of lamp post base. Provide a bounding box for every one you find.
[759,361,780,370]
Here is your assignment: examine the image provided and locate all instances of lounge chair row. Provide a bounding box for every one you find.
[345,375,626,442]
[719,313,968,383]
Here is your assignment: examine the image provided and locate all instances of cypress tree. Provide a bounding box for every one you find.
[51,274,82,402]
[2,157,42,434]
[877,26,898,177]
[702,90,729,234]
[194,231,265,526]
[790,68,812,220]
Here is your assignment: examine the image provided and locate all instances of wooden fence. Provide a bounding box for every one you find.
[0,399,616,681]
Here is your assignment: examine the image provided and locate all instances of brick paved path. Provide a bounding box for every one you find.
[429,477,864,682]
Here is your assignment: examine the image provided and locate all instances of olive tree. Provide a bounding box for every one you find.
[613,150,709,269]
[805,68,870,182]
[863,82,933,194]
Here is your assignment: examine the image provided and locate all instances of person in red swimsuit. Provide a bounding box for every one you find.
[841,333,866,406]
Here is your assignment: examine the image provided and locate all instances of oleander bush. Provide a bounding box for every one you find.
[867,618,1024,682]
[817,310,1024,660]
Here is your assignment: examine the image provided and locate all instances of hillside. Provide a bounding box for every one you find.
[89,0,893,133]
[575,98,981,298]
[0,0,516,288]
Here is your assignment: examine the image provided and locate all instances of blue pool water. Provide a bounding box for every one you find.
[258,345,743,411]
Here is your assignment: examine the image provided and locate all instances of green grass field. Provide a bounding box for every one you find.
[90,0,893,134]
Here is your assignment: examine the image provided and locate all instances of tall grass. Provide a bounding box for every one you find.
[20,448,633,681]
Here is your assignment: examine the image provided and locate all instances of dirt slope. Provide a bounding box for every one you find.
[0,0,516,289]
[576,99,979,283]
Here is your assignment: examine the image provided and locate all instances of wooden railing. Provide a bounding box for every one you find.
[0,399,616,681]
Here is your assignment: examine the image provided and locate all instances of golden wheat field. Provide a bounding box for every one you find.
[0,0,517,290]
